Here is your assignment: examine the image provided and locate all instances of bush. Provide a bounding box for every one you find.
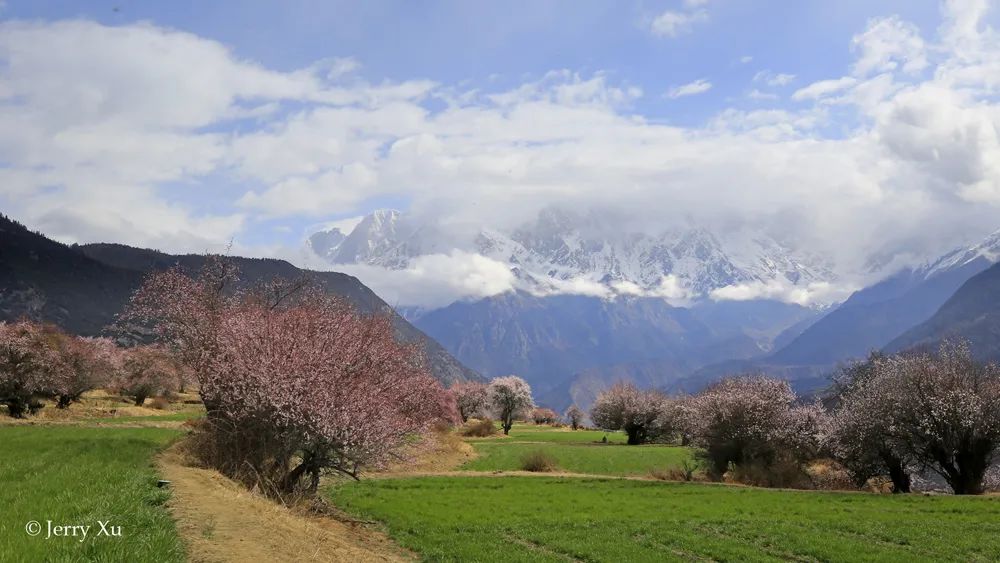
[461,418,498,437]
[726,459,814,489]
[520,450,558,472]
[149,396,170,410]
[649,459,702,482]
[531,407,559,425]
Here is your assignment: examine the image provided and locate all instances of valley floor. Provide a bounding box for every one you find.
[4,401,1000,562]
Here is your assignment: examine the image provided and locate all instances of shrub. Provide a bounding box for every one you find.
[461,418,498,437]
[590,382,675,445]
[531,407,559,425]
[487,376,534,435]
[149,396,170,410]
[649,459,701,482]
[682,376,825,481]
[520,450,558,472]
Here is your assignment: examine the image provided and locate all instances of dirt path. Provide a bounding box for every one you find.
[158,448,410,563]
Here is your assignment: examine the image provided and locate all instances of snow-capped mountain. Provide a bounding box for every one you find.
[921,229,1000,279]
[309,207,836,302]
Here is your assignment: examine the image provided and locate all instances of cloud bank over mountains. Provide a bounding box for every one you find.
[2,1,1000,307]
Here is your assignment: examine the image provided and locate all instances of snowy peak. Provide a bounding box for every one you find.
[922,229,1000,279]
[309,207,837,304]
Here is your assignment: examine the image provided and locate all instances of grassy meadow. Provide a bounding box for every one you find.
[331,475,1000,562]
[0,425,186,562]
[461,423,693,476]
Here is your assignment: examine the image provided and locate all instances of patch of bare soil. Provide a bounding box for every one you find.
[158,447,410,563]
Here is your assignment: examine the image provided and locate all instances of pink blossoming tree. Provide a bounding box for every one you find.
[451,381,489,422]
[0,321,58,417]
[123,258,458,494]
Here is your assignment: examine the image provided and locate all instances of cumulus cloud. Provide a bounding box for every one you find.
[666,78,713,98]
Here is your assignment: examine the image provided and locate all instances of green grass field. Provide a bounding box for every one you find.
[98,410,204,424]
[331,475,1000,562]
[469,424,627,444]
[461,441,693,475]
[0,426,186,562]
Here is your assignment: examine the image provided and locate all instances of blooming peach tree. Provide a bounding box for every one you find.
[874,342,1000,495]
[565,405,585,430]
[123,258,458,494]
[115,345,177,406]
[451,381,488,422]
[683,376,825,479]
[827,353,914,493]
[591,382,675,445]
[488,375,534,435]
[0,321,58,417]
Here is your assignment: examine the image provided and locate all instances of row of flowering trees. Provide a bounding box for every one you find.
[0,320,182,417]
[588,341,1000,495]
[122,258,459,495]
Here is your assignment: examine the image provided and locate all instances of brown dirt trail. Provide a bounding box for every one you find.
[157,448,410,563]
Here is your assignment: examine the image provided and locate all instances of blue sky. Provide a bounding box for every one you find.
[1,1,1000,306]
[5,1,948,126]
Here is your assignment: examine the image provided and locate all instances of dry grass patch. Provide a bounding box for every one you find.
[159,445,410,562]
[520,450,558,472]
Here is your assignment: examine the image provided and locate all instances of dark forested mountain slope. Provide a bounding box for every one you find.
[0,215,478,385]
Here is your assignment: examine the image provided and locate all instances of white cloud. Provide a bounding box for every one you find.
[666,78,712,98]
[791,76,859,100]
[649,9,709,38]
[739,55,754,64]
[747,89,779,101]
[710,280,853,306]
[754,71,796,87]
[851,16,927,77]
[335,251,516,308]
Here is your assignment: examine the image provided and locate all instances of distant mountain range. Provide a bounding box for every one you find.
[0,214,479,385]
[309,209,1000,410]
[309,207,835,298]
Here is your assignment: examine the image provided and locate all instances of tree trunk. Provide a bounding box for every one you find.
[281,459,311,493]
[134,395,147,407]
[6,399,25,418]
[886,460,911,494]
[57,395,73,409]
